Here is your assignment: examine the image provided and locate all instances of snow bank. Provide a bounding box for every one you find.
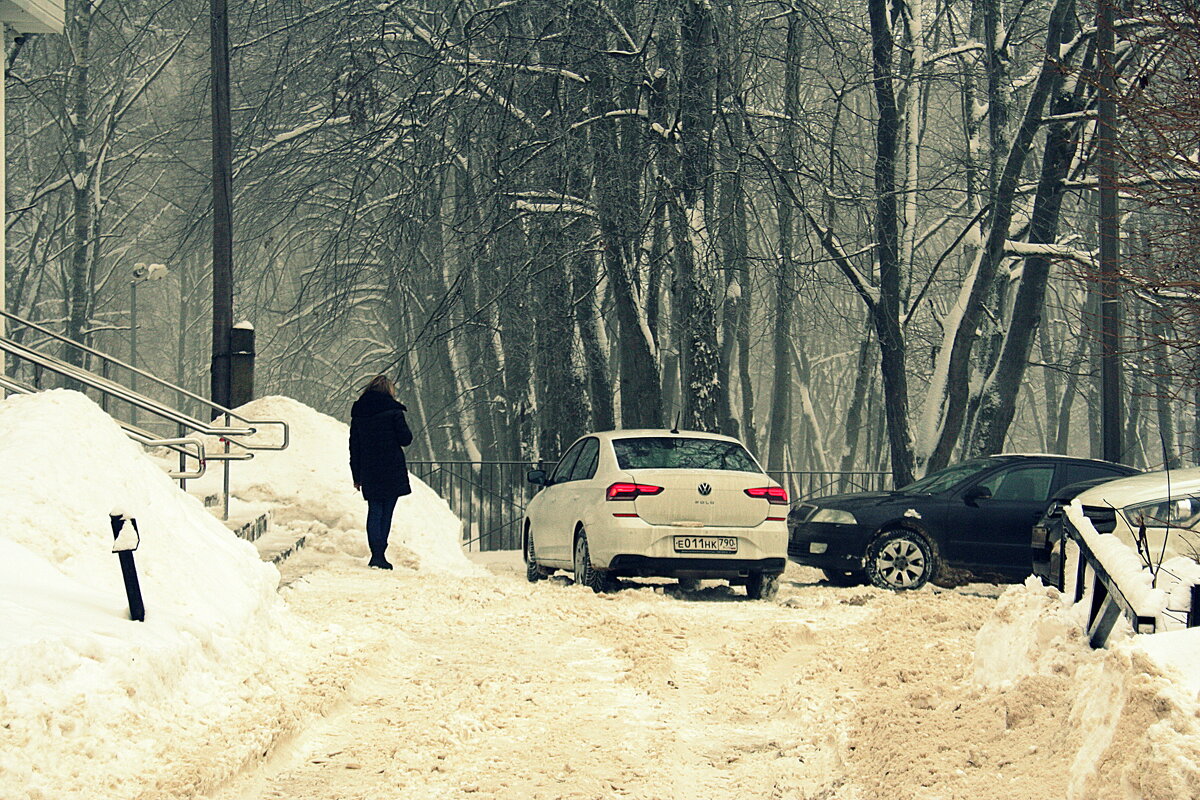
[195,395,476,575]
[973,579,1200,798]
[973,576,1093,689]
[0,390,302,799]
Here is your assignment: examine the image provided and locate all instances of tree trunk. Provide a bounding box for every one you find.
[767,12,802,470]
[970,3,1079,454]
[868,0,916,486]
[586,0,662,429]
[840,331,876,480]
[664,0,721,432]
[926,0,1076,469]
[66,0,95,362]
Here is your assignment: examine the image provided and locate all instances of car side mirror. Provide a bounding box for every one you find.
[527,469,549,486]
[964,485,992,504]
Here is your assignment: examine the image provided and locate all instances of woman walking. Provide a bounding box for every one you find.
[349,375,414,569]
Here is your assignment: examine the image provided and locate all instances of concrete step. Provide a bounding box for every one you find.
[213,506,309,568]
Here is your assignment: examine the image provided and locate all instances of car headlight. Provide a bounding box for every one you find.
[809,508,858,525]
[1124,496,1200,529]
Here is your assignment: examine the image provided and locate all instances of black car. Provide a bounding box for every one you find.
[788,455,1139,590]
[1030,474,1137,591]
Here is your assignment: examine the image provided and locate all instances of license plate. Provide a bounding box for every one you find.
[1032,525,1048,549]
[674,536,738,554]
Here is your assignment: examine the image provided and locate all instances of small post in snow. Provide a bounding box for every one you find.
[109,513,146,622]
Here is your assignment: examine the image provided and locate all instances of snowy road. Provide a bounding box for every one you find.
[198,553,1088,800]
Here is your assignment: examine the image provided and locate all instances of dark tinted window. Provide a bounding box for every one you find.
[612,437,760,472]
[551,440,586,483]
[902,459,994,494]
[978,465,1055,502]
[1062,463,1131,487]
[569,438,600,481]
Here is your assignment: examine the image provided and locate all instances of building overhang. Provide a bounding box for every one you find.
[0,0,64,34]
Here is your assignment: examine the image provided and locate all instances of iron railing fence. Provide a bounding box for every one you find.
[408,461,893,552]
[769,470,892,502]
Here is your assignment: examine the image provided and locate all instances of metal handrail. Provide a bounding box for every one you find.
[130,437,207,480]
[0,308,289,451]
[0,372,207,480]
[1065,516,1158,646]
[0,335,255,440]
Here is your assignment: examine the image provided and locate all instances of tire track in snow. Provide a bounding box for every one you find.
[206,563,873,799]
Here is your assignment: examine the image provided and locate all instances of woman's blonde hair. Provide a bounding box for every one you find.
[363,374,396,397]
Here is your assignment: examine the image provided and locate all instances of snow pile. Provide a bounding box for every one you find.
[973,579,1200,798]
[0,390,303,799]
[195,395,476,575]
[973,576,1093,689]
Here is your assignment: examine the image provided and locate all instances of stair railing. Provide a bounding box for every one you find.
[0,308,289,516]
[0,308,288,451]
[0,371,207,481]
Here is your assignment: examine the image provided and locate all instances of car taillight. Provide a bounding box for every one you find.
[606,482,664,501]
[745,486,788,504]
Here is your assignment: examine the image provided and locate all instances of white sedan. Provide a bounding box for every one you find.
[522,429,789,599]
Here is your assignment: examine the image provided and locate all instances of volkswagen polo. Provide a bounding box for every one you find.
[523,429,788,599]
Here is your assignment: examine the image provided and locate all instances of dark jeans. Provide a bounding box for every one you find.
[366,496,398,559]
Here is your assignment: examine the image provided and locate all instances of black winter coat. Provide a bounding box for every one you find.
[349,391,414,500]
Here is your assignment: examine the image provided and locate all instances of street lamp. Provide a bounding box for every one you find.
[130,262,169,426]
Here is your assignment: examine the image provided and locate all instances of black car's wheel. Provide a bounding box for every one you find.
[821,568,868,587]
[524,528,546,583]
[865,529,935,590]
[746,572,781,600]
[573,530,608,593]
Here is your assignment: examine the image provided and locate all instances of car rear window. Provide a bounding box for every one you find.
[612,437,761,472]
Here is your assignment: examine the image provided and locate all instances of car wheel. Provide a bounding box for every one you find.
[821,568,867,587]
[573,530,608,593]
[746,572,781,601]
[524,528,545,583]
[678,577,701,593]
[865,529,935,590]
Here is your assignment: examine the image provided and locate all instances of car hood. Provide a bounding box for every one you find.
[1074,467,1200,509]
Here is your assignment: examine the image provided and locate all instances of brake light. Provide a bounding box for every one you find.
[745,486,788,504]
[606,482,664,501]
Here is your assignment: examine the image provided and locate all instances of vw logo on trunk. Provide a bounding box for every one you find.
[697,483,712,496]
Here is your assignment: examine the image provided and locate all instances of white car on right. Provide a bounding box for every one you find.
[1074,466,1200,566]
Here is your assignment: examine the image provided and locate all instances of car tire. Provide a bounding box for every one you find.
[678,577,701,593]
[524,528,546,583]
[865,529,935,590]
[573,530,608,593]
[746,572,781,601]
[821,568,868,587]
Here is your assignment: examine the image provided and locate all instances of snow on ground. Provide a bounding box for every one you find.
[3,389,1200,799]
[0,390,301,799]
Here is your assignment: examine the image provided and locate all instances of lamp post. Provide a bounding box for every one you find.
[130,262,168,426]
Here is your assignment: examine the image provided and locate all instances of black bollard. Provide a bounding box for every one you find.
[109,515,146,622]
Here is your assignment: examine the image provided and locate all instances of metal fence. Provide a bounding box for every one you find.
[769,470,891,502]
[408,461,892,552]
[407,461,539,552]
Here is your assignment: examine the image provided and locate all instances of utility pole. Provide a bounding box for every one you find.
[210,0,233,411]
[1096,0,1123,463]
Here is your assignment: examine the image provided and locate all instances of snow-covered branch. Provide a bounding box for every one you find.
[1003,240,1096,267]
